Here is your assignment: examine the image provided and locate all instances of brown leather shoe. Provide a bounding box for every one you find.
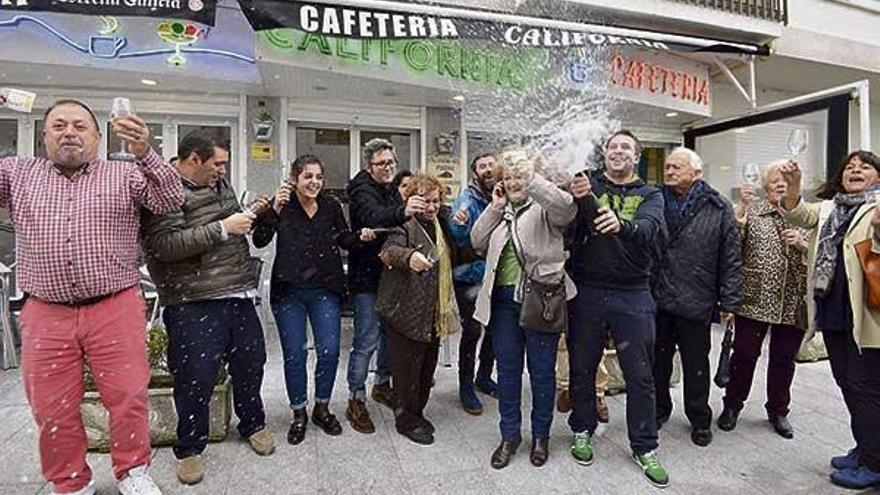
[346,399,376,434]
[597,396,609,424]
[248,428,276,456]
[371,383,396,410]
[556,389,571,413]
[176,455,204,485]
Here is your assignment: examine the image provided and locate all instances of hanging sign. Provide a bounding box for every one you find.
[0,0,217,25]
[238,0,769,55]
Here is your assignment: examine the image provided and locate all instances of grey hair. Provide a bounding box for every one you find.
[669,147,703,171]
[362,138,398,169]
[760,159,789,190]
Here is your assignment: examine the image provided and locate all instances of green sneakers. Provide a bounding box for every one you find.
[570,431,594,465]
[632,450,670,488]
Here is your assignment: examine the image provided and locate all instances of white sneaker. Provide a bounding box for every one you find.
[117,465,162,495]
[52,480,96,495]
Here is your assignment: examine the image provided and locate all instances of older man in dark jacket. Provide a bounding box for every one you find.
[141,131,275,486]
[652,147,742,448]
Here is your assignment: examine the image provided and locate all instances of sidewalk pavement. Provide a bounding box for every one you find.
[0,321,862,495]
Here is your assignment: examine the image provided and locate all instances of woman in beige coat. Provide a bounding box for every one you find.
[470,147,576,469]
[780,150,880,490]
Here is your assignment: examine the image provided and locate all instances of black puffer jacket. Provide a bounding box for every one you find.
[141,178,257,306]
[652,182,742,323]
[346,170,408,294]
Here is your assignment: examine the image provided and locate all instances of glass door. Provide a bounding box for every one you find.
[294,126,351,203]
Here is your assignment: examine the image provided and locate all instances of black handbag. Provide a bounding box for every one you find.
[508,221,567,334]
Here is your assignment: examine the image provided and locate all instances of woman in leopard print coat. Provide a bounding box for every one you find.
[717,160,809,439]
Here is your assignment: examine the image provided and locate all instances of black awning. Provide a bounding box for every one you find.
[0,0,218,25]
[237,0,770,55]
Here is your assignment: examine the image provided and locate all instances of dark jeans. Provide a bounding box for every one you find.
[723,315,804,418]
[386,326,439,433]
[490,286,559,441]
[455,284,495,385]
[824,331,880,472]
[271,287,341,409]
[164,298,267,459]
[568,285,658,455]
[654,310,712,429]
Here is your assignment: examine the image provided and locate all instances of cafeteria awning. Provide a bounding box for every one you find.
[237,0,770,55]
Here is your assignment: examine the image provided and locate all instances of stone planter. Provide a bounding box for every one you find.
[81,322,232,452]
[82,377,232,453]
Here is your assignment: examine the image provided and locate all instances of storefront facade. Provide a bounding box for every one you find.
[0,0,722,203]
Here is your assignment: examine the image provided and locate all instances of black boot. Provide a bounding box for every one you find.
[491,438,521,470]
[717,408,739,432]
[312,403,342,436]
[769,415,794,439]
[287,408,308,445]
[530,437,549,467]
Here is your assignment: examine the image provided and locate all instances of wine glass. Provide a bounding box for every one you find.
[109,97,136,162]
[741,162,761,187]
[786,129,808,160]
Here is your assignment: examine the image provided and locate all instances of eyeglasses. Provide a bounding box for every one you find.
[370,159,397,169]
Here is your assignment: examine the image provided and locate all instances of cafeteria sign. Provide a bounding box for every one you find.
[239,0,769,55]
[260,29,531,90]
[0,0,217,25]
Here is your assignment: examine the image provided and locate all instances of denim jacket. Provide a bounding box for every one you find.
[450,181,490,285]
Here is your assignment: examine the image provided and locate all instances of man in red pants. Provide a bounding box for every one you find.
[0,99,183,495]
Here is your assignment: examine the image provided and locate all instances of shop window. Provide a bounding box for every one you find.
[696,110,827,201]
[0,120,16,272]
[0,120,16,158]
[33,119,45,158]
[295,127,351,199]
[107,123,163,161]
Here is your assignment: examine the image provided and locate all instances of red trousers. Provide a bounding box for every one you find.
[20,287,151,493]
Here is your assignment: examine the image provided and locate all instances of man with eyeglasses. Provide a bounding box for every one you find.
[344,138,426,433]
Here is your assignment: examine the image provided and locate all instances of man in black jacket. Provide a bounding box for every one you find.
[651,147,742,447]
[345,138,423,434]
[140,131,275,486]
[566,130,669,488]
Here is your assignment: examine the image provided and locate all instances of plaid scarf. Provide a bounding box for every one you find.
[813,185,880,296]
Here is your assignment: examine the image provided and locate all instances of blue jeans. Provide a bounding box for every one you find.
[347,292,391,401]
[567,285,658,455]
[489,286,559,442]
[271,287,341,410]
[164,298,267,459]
